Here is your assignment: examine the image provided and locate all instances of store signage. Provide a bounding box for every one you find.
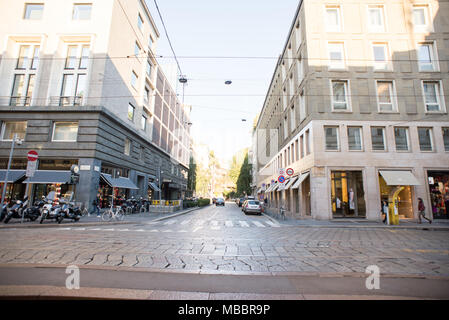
[286,168,294,176]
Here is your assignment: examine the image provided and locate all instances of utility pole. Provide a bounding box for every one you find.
[1,134,21,207]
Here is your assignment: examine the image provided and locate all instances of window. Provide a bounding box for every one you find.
[418,43,437,71]
[24,4,44,19]
[52,122,78,142]
[17,45,40,70]
[73,4,92,20]
[331,80,349,110]
[146,60,152,77]
[60,74,87,106]
[325,126,339,151]
[394,127,409,151]
[65,44,90,69]
[328,42,345,69]
[295,139,299,161]
[1,121,27,141]
[422,81,443,112]
[128,104,135,121]
[124,138,131,156]
[372,43,390,70]
[325,6,341,32]
[131,71,138,89]
[443,128,449,151]
[134,42,141,56]
[376,81,396,112]
[141,114,147,131]
[371,127,386,151]
[290,105,295,132]
[283,116,288,139]
[413,5,431,32]
[367,6,385,32]
[418,128,433,151]
[144,86,150,103]
[348,127,363,151]
[148,36,154,49]
[137,14,144,31]
[305,129,310,155]
[300,135,304,158]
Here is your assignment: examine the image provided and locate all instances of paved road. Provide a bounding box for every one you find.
[0,202,449,298]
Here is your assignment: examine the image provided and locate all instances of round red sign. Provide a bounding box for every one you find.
[286,168,294,176]
[27,150,38,162]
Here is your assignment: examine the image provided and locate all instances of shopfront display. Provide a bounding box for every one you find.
[427,171,449,219]
[331,171,366,218]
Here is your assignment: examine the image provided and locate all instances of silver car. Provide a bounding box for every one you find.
[243,200,262,215]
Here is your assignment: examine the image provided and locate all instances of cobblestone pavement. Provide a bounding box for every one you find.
[0,203,448,277]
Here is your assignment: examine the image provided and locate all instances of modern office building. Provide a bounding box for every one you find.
[254,0,449,221]
[0,0,191,209]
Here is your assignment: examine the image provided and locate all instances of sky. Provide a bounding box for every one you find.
[145,0,299,167]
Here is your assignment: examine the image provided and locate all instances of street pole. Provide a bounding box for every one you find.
[158,166,162,203]
[1,134,18,208]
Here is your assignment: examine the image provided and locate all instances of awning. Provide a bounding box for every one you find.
[23,170,72,184]
[284,176,298,190]
[0,170,26,183]
[291,172,310,189]
[148,182,161,192]
[272,183,280,192]
[379,170,420,186]
[277,181,287,191]
[265,184,274,193]
[100,173,139,190]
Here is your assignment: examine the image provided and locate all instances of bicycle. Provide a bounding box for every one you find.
[279,206,286,221]
[102,196,124,221]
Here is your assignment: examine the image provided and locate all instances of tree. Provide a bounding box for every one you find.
[187,155,197,197]
[236,153,252,196]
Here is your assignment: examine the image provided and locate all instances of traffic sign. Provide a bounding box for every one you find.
[278,175,286,184]
[26,160,37,177]
[279,168,285,176]
[27,150,38,162]
[286,168,294,176]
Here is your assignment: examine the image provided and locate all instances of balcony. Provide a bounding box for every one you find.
[51,96,84,107]
[8,96,31,107]
[0,96,86,107]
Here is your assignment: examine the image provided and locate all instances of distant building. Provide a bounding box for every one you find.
[0,0,191,209]
[254,0,449,221]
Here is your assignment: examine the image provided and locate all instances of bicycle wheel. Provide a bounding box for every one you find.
[102,211,112,222]
[139,206,146,214]
[115,209,125,221]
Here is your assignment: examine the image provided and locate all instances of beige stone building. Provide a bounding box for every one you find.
[254,0,449,221]
[0,0,191,209]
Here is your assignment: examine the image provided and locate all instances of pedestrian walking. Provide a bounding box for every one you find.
[381,200,388,224]
[92,194,100,217]
[418,198,432,224]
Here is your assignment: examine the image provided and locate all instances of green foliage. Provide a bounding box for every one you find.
[236,153,252,196]
[187,156,197,197]
[198,198,211,207]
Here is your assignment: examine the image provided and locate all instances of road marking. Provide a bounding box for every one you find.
[265,221,280,227]
[77,228,86,231]
[239,221,249,227]
[90,228,101,231]
[162,229,172,233]
[211,226,221,230]
[193,226,203,232]
[103,228,115,231]
[253,221,266,228]
[59,228,72,230]
[196,220,205,226]
[225,221,233,227]
[135,229,145,232]
[178,230,187,233]
[180,219,191,225]
[149,229,159,232]
[164,220,177,225]
[117,229,129,232]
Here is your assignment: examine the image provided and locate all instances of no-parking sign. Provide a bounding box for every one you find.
[278,175,286,184]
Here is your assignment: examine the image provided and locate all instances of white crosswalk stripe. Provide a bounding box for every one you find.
[180,219,191,225]
[211,226,221,230]
[253,221,266,228]
[164,220,177,225]
[265,221,280,227]
[225,221,233,227]
[239,221,250,227]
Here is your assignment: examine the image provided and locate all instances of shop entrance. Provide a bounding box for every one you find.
[379,175,414,219]
[428,171,449,219]
[331,171,366,218]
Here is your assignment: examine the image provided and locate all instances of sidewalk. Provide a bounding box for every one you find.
[262,210,449,231]
[0,206,206,229]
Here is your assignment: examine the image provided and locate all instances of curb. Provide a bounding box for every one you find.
[0,206,206,229]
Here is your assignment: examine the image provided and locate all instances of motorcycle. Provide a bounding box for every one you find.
[3,197,38,224]
[60,200,82,222]
[39,198,64,224]
[23,198,46,222]
[0,203,8,222]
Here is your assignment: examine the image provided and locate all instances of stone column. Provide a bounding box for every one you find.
[311,167,330,220]
[76,158,101,212]
[365,166,381,221]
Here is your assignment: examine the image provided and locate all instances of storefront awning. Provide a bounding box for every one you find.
[23,170,72,184]
[291,172,310,189]
[265,184,274,193]
[272,183,280,192]
[379,170,420,186]
[0,170,26,183]
[284,176,298,190]
[277,181,287,191]
[148,182,161,192]
[100,173,139,190]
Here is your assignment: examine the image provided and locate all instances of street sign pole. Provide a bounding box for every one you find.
[22,151,38,223]
[1,134,18,209]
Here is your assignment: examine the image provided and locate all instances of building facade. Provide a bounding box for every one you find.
[255,0,449,221]
[0,0,191,209]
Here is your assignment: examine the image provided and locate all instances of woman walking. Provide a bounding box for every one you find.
[418,198,432,224]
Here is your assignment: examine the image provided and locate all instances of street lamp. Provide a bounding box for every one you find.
[1,134,23,207]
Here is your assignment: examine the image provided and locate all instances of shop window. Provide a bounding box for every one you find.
[1,121,27,141]
[443,128,449,152]
[427,172,449,219]
[371,127,386,151]
[52,122,79,142]
[331,171,366,218]
[325,126,339,151]
[394,127,409,151]
[418,127,433,152]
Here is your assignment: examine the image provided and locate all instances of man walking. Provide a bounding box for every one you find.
[418,198,432,224]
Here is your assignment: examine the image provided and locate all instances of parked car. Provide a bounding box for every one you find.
[215,198,225,206]
[242,200,262,215]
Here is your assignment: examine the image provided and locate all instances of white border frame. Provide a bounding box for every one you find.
[366,4,386,33]
[421,80,446,113]
[324,5,342,33]
[330,79,352,112]
[375,79,398,113]
[327,41,346,70]
[417,41,440,72]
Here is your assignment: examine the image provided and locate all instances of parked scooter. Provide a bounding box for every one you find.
[3,197,39,224]
[0,203,8,222]
[39,198,64,224]
[59,200,82,222]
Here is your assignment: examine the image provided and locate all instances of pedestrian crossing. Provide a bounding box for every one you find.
[56,218,281,233]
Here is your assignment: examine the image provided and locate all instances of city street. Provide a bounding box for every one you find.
[0,202,448,299]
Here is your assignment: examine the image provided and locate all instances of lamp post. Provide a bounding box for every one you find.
[1,134,23,207]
